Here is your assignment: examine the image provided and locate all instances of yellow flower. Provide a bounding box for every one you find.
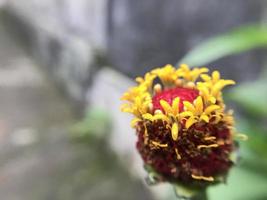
[121,64,235,133]
[121,64,245,187]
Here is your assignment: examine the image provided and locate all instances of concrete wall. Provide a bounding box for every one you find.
[108,0,266,81]
[3,0,108,103]
[3,0,266,103]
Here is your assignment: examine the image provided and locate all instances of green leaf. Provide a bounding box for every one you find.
[234,116,267,176]
[236,117,267,157]
[208,167,267,200]
[179,25,267,66]
[228,79,267,117]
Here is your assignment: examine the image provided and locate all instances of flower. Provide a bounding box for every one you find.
[121,64,246,196]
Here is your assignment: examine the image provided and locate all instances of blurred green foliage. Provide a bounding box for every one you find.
[230,80,267,117]
[179,24,267,200]
[70,107,112,143]
[179,25,267,66]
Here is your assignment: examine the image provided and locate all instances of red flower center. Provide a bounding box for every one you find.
[152,87,199,112]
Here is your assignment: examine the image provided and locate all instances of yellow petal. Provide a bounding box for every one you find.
[192,174,214,182]
[212,71,220,81]
[183,101,196,113]
[121,107,133,113]
[135,77,143,83]
[151,141,168,148]
[135,96,142,107]
[153,114,171,123]
[142,113,171,123]
[179,111,194,118]
[130,118,141,127]
[204,105,221,114]
[208,96,216,104]
[200,67,209,73]
[142,113,154,121]
[175,148,181,159]
[200,74,211,82]
[185,116,197,129]
[194,96,203,114]
[172,97,180,115]
[212,80,236,96]
[160,100,173,114]
[211,113,222,124]
[171,123,179,141]
[197,144,218,149]
[198,85,209,96]
[200,114,209,123]
[180,63,189,71]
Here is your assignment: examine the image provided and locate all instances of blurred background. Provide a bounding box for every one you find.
[0,0,266,199]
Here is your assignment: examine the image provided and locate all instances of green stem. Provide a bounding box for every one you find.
[191,190,208,200]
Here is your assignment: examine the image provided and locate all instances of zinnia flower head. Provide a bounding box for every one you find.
[121,64,244,196]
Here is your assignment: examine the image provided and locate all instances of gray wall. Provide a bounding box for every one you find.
[107,0,266,81]
[3,0,267,103]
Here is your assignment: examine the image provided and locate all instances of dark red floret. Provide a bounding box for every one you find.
[136,86,235,187]
[136,121,234,186]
